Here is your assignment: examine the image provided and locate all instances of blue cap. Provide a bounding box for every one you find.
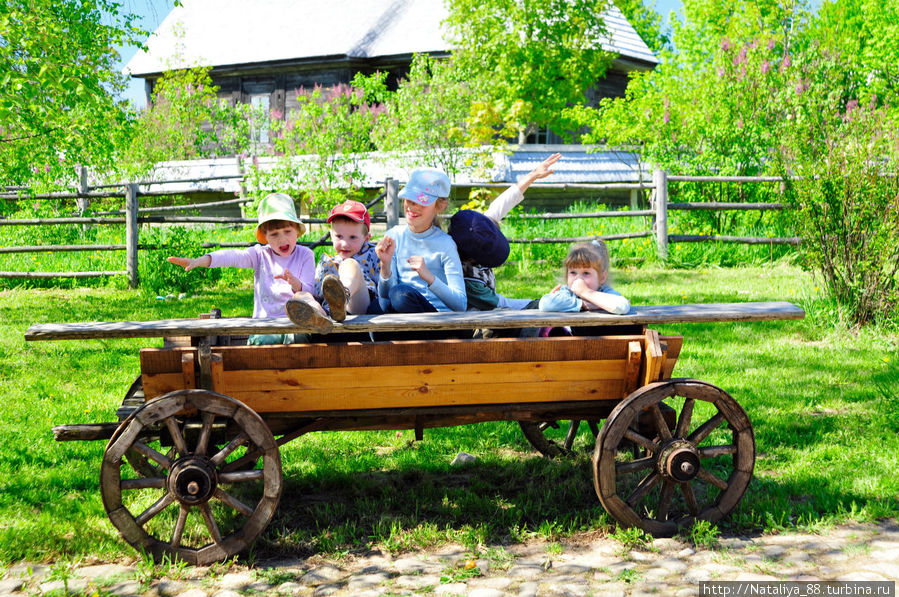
[398,168,451,206]
[448,210,510,268]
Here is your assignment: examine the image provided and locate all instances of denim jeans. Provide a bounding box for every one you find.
[387,283,438,313]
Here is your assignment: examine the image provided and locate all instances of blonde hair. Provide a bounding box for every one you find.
[433,197,450,229]
[564,241,610,277]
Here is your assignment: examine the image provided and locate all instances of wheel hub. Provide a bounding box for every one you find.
[167,457,218,505]
[657,439,700,483]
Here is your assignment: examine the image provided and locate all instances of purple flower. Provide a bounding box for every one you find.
[737,115,744,129]
[761,60,771,74]
[767,38,776,51]
[780,54,792,73]
[721,37,732,51]
[734,46,748,66]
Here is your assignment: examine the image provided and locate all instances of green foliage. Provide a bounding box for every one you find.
[779,66,899,326]
[614,0,671,54]
[580,0,899,324]
[444,0,615,140]
[119,67,252,179]
[0,0,140,187]
[258,82,380,209]
[682,519,720,548]
[139,226,221,296]
[363,55,511,178]
[610,525,652,552]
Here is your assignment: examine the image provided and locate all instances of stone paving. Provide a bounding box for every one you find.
[2,520,897,596]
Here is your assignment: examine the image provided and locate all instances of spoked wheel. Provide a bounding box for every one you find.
[101,390,282,565]
[519,420,601,458]
[594,379,755,536]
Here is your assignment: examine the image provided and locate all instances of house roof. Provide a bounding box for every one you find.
[126,0,657,78]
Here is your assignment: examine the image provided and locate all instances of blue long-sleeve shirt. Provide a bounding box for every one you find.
[378,225,467,312]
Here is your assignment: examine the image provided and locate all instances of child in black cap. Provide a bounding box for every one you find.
[449,153,561,310]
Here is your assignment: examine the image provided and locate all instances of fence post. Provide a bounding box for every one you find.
[235,155,248,217]
[125,183,140,288]
[629,189,639,210]
[385,177,399,229]
[653,168,669,261]
[77,166,90,216]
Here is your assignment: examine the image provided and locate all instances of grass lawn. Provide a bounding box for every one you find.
[1,263,897,564]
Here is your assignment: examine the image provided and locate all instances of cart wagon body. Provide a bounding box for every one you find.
[25,301,804,565]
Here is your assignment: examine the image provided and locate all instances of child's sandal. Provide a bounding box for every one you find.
[321,274,349,322]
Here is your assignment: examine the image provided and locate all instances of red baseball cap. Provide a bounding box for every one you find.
[327,200,370,228]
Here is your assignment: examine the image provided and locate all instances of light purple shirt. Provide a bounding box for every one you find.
[208,244,315,318]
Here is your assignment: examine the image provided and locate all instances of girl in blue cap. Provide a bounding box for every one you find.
[375,167,467,313]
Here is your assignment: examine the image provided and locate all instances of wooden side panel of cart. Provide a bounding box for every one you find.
[140,332,683,416]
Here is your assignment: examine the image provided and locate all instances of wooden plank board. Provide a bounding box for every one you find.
[25,301,805,340]
[138,335,666,372]
[642,329,664,386]
[217,380,626,413]
[143,359,628,404]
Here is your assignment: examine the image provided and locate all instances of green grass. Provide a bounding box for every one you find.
[0,263,897,565]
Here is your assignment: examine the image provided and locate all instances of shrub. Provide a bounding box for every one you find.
[779,53,899,326]
[139,226,221,296]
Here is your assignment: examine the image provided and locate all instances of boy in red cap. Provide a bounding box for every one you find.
[286,199,382,325]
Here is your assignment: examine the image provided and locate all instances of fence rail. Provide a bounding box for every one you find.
[0,168,800,286]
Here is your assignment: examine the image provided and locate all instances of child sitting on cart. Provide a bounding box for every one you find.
[285,199,383,327]
[539,240,631,319]
[167,192,331,342]
[376,168,466,313]
[448,152,561,311]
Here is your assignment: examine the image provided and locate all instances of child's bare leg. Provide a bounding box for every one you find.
[338,259,371,314]
[285,291,333,332]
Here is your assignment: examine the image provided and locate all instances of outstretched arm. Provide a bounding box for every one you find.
[168,255,211,271]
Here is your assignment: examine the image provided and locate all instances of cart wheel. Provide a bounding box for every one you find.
[594,379,754,536]
[519,420,600,458]
[101,390,282,565]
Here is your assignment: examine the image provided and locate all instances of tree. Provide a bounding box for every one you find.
[614,0,671,54]
[443,0,616,141]
[119,66,252,180]
[581,0,899,324]
[361,54,515,177]
[0,0,142,187]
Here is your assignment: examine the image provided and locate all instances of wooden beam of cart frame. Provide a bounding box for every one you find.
[24,301,805,341]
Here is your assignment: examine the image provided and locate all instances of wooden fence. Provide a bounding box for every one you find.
[0,169,798,288]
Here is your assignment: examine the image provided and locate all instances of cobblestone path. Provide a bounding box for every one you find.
[2,520,897,596]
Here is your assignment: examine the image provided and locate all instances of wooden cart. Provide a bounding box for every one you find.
[25,301,804,565]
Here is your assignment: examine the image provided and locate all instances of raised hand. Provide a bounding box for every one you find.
[533,152,562,180]
[406,255,434,285]
[274,268,303,292]
[376,236,395,278]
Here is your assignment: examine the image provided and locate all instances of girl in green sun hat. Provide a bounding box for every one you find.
[168,192,333,342]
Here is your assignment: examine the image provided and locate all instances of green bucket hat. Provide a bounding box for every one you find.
[255,192,305,243]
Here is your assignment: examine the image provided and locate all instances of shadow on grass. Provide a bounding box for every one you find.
[258,453,612,559]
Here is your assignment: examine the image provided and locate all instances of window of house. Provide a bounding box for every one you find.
[249,93,271,146]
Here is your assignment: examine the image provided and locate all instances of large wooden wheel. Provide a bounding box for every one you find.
[594,379,754,536]
[519,420,600,458]
[101,390,282,565]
